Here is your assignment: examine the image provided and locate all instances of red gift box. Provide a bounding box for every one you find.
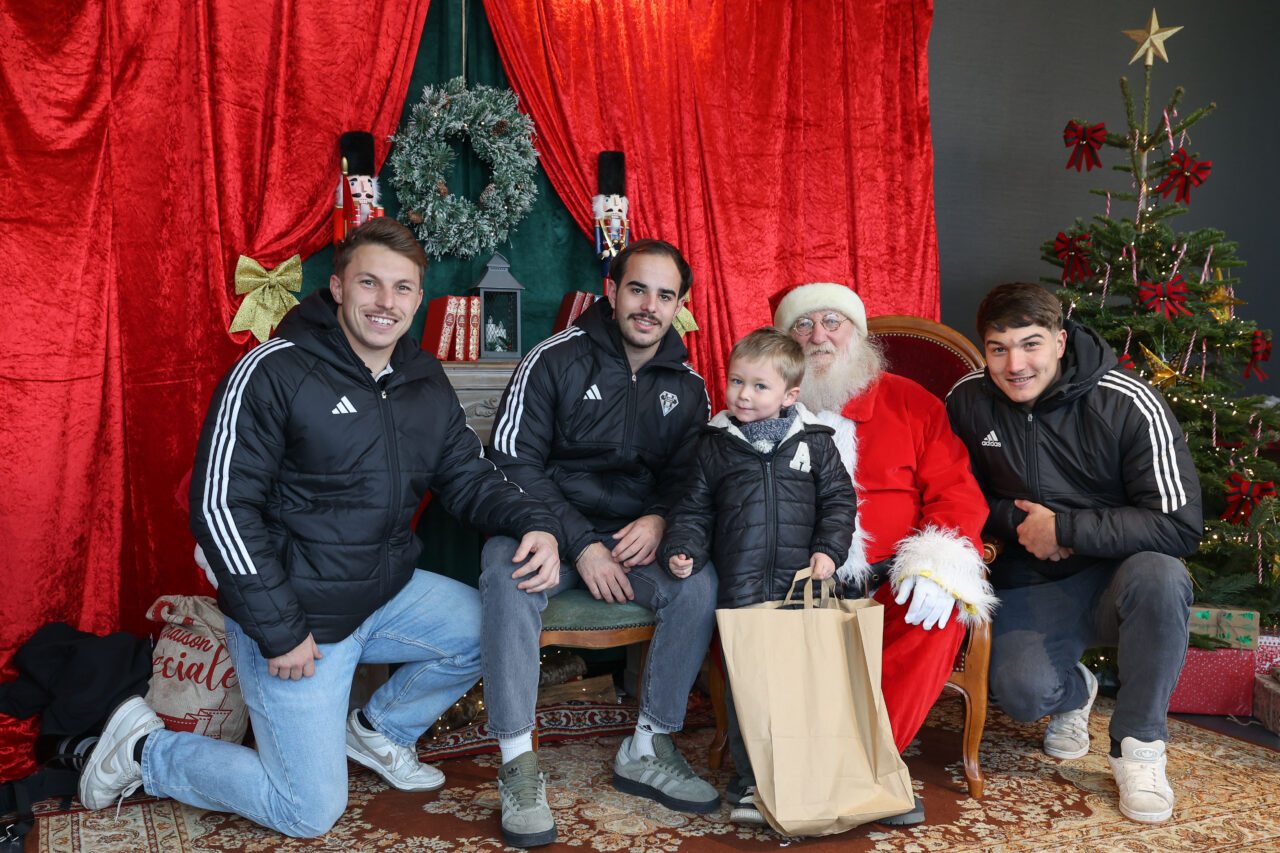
[1257,635,1280,675]
[1168,648,1255,715]
[1254,673,1280,735]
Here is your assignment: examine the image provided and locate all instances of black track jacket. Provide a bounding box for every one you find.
[946,321,1202,589]
[190,291,562,659]
[487,298,710,559]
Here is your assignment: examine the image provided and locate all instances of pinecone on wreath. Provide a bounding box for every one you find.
[490,118,509,137]
[435,180,450,197]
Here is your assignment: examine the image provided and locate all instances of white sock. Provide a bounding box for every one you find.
[630,716,661,758]
[499,733,534,765]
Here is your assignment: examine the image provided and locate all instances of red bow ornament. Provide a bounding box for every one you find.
[1117,352,1136,370]
[1221,473,1276,524]
[1138,275,1193,320]
[1244,330,1271,381]
[1154,148,1212,203]
[1053,232,1093,283]
[1063,121,1106,171]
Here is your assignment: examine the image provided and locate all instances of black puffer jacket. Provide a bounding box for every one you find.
[658,406,857,608]
[190,291,562,659]
[946,320,1202,589]
[488,298,710,558]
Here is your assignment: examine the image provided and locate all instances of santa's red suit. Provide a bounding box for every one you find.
[817,372,995,751]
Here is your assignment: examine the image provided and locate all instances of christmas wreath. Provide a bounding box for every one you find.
[389,77,539,259]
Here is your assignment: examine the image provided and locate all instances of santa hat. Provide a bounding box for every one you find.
[770,282,868,336]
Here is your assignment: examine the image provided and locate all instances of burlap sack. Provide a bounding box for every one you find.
[145,595,248,743]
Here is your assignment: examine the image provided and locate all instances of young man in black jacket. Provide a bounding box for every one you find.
[946,282,1201,825]
[481,239,715,847]
[78,218,563,837]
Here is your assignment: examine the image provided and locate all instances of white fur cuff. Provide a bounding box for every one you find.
[889,526,997,625]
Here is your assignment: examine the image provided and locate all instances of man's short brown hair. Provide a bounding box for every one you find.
[729,327,806,389]
[608,239,693,298]
[334,218,429,283]
[976,282,1064,340]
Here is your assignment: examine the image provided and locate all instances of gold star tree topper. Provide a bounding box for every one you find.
[1124,9,1183,66]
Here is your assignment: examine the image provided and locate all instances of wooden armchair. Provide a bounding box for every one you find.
[705,314,994,798]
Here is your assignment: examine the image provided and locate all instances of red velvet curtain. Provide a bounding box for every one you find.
[483,0,940,408]
[0,0,429,780]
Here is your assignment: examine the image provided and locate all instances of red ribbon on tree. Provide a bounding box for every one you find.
[1244,330,1271,381]
[1138,275,1193,320]
[1153,148,1212,203]
[1063,121,1105,171]
[1053,231,1093,283]
[1221,472,1276,524]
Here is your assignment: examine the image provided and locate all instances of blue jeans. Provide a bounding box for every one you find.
[989,552,1192,743]
[141,569,482,837]
[479,535,717,737]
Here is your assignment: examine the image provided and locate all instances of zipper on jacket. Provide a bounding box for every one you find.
[763,458,777,595]
[1024,411,1040,501]
[620,372,638,454]
[375,378,401,601]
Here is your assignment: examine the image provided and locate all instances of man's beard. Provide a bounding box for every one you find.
[797,336,886,413]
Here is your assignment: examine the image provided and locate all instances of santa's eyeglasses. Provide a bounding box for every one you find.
[790,313,849,338]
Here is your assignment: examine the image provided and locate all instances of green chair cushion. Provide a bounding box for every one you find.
[540,589,656,632]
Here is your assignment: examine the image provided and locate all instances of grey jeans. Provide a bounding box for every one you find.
[989,551,1192,743]
[479,535,718,738]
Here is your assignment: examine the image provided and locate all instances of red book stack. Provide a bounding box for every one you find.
[422,295,463,360]
[553,291,597,333]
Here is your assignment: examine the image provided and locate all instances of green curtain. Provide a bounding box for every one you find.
[300,0,599,347]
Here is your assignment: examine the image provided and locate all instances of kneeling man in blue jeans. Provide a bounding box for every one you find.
[78,218,563,837]
[947,282,1201,825]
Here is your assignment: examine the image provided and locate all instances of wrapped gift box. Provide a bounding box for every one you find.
[1168,648,1255,715]
[1257,635,1280,675]
[1189,604,1259,650]
[1253,672,1280,735]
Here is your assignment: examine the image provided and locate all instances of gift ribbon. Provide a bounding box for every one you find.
[1063,121,1106,171]
[1138,275,1193,320]
[1154,148,1212,204]
[1053,232,1093,283]
[229,254,302,342]
[1245,331,1271,381]
[1221,473,1275,525]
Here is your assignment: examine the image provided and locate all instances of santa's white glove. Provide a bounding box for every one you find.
[895,575,955,631]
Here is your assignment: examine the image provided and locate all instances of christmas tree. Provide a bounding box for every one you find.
[1040,10,1279,627]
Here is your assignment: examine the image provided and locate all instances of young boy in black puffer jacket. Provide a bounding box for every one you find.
[657,326,857,825]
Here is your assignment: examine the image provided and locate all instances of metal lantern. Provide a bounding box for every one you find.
[470,252,524,360]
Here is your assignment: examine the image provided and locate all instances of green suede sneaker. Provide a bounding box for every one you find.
[497,751,556,848]
[611,734,720,813]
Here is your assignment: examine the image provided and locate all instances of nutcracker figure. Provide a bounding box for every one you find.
[334,131,384,243]
[592,151,629,286]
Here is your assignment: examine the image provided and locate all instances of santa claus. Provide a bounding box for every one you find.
[772,282,997,824]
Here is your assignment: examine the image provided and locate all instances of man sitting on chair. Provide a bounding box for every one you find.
[481,239,716,848]
[773,282,997,826]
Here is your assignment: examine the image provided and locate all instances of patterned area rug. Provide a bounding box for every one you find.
[32,696,1280,852]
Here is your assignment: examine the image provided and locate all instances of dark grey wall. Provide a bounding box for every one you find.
[930,1,1280,398]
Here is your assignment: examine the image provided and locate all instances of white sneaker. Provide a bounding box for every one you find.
[345,709,444,792]
[1108,737,1174,823]
[78,696,164,811]
[1043,662,1098,759]
[729,786,766,825]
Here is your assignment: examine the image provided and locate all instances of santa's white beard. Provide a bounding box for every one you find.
[798,337,885,413]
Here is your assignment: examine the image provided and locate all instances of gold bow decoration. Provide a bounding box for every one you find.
[229,254,302,342]
[672,301,699,339]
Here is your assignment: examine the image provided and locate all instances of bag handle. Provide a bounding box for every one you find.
[781,565,838,609]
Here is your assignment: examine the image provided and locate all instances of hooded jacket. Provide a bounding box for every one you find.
[658,405,858,608]
[487,297,710,559]
[189,290,562,659]
[946,320,1203,589]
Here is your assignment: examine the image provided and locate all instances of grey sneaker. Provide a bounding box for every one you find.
[1108,737,1174,823]
[78,696,164,812]
[497,751,556,848]
[1044,662,1098,759]
[612,734,719,813]
[729,785,766,825]
[345,709,444,792]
